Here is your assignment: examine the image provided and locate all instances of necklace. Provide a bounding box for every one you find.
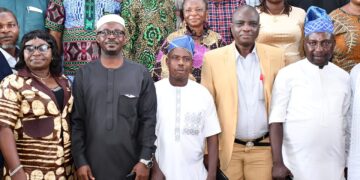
[266,7,285,23]
[31,72,51,84]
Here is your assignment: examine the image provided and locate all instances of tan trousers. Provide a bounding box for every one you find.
[223,140,272,180]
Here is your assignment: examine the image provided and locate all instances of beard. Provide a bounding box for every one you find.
[0,44,16,49]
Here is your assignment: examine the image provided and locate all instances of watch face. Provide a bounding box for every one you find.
[147,161,153,168]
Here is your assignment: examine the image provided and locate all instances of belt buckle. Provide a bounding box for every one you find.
[246,141,254,147]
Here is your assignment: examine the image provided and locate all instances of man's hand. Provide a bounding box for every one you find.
[272,162,292,180]
[77,165,95,180]
[132,162,149,180]
[151,165,165,180]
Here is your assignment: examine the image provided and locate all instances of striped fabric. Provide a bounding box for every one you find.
[207,0,246,45]
[0,70,75,180]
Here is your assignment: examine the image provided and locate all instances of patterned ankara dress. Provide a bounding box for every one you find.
[121,0,176,72]
[330,8,360,72]
[0,68,74,180]
[45,0,121,75]
[153,25,226,83]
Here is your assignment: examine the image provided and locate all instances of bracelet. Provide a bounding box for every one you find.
[9,164,23,177]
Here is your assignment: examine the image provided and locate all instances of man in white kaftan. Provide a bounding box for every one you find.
[151,35,221,180]
[155,78,221,180]
[269,6,351,180]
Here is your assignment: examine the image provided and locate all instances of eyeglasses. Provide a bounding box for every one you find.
[184,8,205,14]
[97,30,125,38]
[0,23,17,30]
[24,44,51,54]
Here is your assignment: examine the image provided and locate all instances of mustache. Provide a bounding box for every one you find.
[105,41,119,44]
[0,34,12,39]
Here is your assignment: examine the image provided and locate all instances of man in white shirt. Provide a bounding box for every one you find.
[151,35,221,180]
[269,6,350,180]
[0,8,19,178]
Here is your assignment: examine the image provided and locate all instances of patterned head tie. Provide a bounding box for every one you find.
[96,14,126,30]
[167,35,195,57]
[304,6,334,37]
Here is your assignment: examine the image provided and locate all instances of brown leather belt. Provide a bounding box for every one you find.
[234,132,270,147]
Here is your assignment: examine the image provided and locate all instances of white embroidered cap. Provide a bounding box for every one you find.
[96,14,125,30]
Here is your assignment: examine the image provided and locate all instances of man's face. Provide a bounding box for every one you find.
[166,47,193,85]
[96,22,126,56]
[304,32,335,67]
[230,9,260,47]
[0,12,19,49]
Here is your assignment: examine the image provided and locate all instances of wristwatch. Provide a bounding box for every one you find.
[140,158,153,169]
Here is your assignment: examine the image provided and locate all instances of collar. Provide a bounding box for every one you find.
[181,22,210,39]
[0,47,19,59]
[235,43,258,60]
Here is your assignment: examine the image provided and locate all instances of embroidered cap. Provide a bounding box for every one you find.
[96,14,126,30]
[167,35,195,57]
[304,6,334,36]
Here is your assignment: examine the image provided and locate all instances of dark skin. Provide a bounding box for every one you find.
[151,47,219,180]
[230,5,260,58]
[76,22,149,180]
[270,32,336,179]
[0,12,19,57]
[0,37,58,179]
[182,0,208,42]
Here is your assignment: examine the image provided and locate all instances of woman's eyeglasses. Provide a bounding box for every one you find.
[24,44,51,54]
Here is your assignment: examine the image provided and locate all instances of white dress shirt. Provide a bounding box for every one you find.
[0,48,17,73]
[235,46,268,140]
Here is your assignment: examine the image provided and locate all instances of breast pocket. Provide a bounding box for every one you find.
[25,6,45,33]
[118,94,139,119]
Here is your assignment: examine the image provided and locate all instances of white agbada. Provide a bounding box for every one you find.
[269,59,350,180]
[348,64,360,180]
[155,79,221,180]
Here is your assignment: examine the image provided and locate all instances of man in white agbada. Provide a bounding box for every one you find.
[348,64,360,180]
[151,35,221,180]
[269,6,351,180]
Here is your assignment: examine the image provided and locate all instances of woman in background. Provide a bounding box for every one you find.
[330,0,360,72]
[257,0,306,65]
[153,0,225,83]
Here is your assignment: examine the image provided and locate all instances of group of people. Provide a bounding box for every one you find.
[0,0,359,180]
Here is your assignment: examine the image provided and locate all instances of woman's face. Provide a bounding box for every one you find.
[23,38,52,72]
[183,0,207,28]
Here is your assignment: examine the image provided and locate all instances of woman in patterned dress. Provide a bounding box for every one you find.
[153,0,226,83]
[330,0,360,72]
[0,30,74,180]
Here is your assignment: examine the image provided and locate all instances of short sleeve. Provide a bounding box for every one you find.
[203,89,221,137]
[0,75,21,128]
[269,68,292,124]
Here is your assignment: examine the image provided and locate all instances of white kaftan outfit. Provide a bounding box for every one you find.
[348,64,360,180]
[155,79,221,180]
[269,59,350,180]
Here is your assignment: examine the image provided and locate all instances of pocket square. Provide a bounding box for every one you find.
[124,94,137,98]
